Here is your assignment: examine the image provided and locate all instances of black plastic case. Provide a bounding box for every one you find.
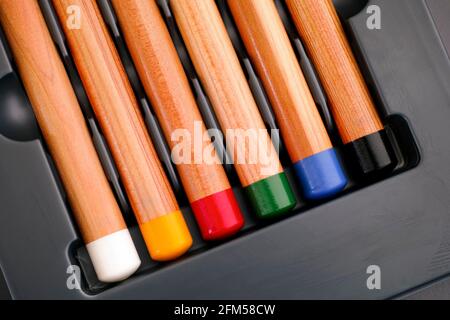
[0,0,449,299]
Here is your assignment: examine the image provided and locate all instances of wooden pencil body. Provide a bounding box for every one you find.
[111,0,231,202]
[52,0,179,223]
[228,0,332,163]
[170,0,283,187]
[0,0,126,244]
[286,0,384,144]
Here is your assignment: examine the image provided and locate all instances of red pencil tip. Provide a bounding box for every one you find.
[191,188,244,241]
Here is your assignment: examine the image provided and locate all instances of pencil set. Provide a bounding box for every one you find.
[0,0,395,283]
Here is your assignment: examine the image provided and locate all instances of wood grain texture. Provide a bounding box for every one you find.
[0,0,126,243]
[170,0,283,187]
[111,0,231,202]
[228,0,332,163]
[52,0,179,223]
[286,0,384,144]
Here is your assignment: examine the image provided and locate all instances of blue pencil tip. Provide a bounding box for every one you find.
[293,148,347,200]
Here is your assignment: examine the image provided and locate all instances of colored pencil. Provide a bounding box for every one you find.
[52,0,192,261]
[111,0,244,240]
[0,0,141,282]
[171,0,296,218]
[228,0,347,200]
[286,0,395,175]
